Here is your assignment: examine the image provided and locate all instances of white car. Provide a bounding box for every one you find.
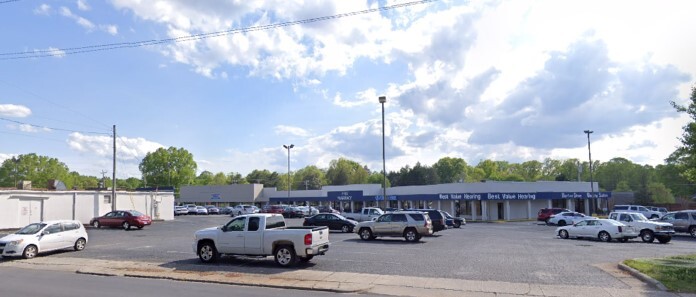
[232,205,259,216]
[0,220,88,259]
[195,206,209,215]
[556,219,638,242]
[547,211,592,226]
[174,206,189,216]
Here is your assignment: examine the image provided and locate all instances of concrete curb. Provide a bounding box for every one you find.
[75,268,367,294]
[618,263,669,291]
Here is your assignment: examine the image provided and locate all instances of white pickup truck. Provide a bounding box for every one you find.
[342,207,384,222]
[608,212,675,243]
[193,214,330,267]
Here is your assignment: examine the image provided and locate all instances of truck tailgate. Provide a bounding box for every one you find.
[311,226,330,246]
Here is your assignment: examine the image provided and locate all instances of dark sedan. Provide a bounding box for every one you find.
[90,210,152,230]
[282,206,305,218]
[443,211,465,228]
[303,213,357,233]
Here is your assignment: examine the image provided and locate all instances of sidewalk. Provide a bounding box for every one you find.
[1,257,694,297]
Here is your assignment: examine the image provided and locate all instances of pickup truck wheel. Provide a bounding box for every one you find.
[299,255,314,263]
[341,225,351,233]
[404,229,419,242]
[559,229,569,239]
[657,236,672,244]
[359,228,373,241]
[198,242,218,263]
[690,226,696,238]
[640,230,655,243]
[274,246,297,267]
[598,231,611,242]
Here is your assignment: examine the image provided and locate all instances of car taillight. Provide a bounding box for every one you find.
[304,234,312,245]
[618,226,623,233]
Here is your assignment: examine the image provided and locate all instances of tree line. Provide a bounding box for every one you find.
[2,85,695,205]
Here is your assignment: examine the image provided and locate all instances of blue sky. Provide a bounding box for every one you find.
[1,0,695,179]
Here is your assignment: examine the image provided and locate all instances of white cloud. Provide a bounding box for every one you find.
[16,124,51,133]
[274,125,311,137]
[67,133,164,161]
[34,4,51,15]
[77,0,90,11]
[100,24,118,35]
[42,47,66,58]
[60,6,95,30]
[0,104,32,117]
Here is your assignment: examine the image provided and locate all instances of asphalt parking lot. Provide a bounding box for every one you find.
[2,215,695,288]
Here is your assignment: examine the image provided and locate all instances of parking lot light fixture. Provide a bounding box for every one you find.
[379,96,387,206]
[283,144,294,199]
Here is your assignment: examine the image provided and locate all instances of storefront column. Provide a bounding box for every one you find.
[584,199,590,215]
[504,201,511,221]
[567,199,574,211]
[437,200,441,210]
[547,200,552,209]
[471,201,477,221]
[527,200,533,219]
[481,202,488,221]
[397,200,402,209]
[450,202,455,217]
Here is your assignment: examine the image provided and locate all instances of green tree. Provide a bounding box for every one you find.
[293,166,327,190]
[647,182,675,204]
[476,159,500,180]
[516,160,543,181]
[195,171,214,185]
[669,85,696,183]
[139,147,197,191]
[117,177,142,190]
[211,172,228,185]
[615,180,632,192]
[432,157,467,183]
[326,158,368,185]
[245,169,279,186]
[227,172,247,184]
[367,172,391,187]
[0,154,71,188]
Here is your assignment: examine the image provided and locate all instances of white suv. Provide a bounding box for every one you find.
[232,205,259,216]
[613,205,662,219]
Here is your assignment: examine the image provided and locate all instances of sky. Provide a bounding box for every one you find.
[1,0,695,180]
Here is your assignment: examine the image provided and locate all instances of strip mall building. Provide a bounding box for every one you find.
[180,181,610,221]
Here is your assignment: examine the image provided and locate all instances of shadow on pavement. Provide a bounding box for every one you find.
[158,255,318,276]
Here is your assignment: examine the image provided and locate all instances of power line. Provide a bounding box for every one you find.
[0,117,112,135]
[0,79,112,129]
[0,0,22,4]
[0,0,439,60]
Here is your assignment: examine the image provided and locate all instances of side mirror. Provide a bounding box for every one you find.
[371,217,377,221]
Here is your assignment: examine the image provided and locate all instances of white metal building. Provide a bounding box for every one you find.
[0,189,175,229]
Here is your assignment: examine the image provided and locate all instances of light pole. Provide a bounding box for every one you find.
[584,130,597,213]
[379,96,387,208]
[283,144,294,200]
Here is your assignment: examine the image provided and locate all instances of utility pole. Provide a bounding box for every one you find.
[112,125,116,211]
[100,170,108,189]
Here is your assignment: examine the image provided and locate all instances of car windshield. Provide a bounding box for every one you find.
[16,223,47,235]
[335,214,348,220]
[443,211,453,218]
[630,213,649,221]
[130,210,145,216]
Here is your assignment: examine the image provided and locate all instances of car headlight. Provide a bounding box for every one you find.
[9,239,24,246]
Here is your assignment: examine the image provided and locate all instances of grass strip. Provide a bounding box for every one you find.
[624,254,696,293]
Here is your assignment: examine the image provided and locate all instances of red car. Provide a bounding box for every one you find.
[262,205,285,214]
[537,208,570,223]
[90,210,152,230]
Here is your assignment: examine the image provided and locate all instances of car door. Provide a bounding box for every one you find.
[391,214,408,234]
[243,217,262,254]
[218,217,246,254]
[60,222,80,248]
[374,214,392,235]
[100,211,117,227]
[616,213,633,229]
[673,212,689,232]
[38,223,65,252]
[327,214,342,230]
[571,220,589,237]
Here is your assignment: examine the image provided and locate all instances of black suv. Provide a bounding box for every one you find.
[406,209,447,233]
